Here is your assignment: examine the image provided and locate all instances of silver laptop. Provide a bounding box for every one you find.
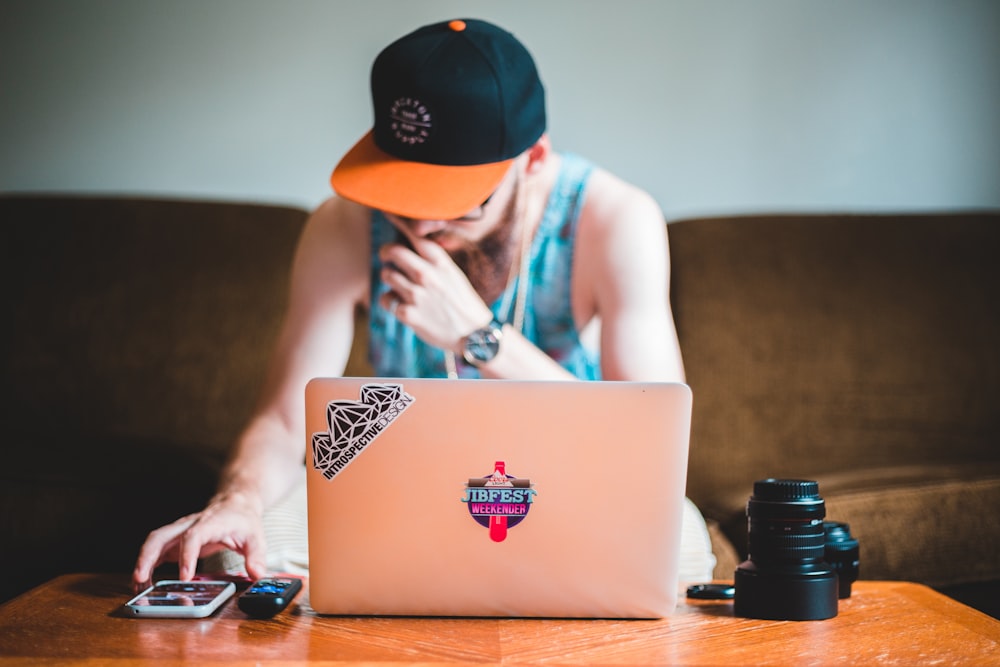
[305,377,692,618]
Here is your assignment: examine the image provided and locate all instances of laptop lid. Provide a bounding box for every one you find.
[305,377,692,618]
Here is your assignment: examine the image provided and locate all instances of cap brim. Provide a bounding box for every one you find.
[330,131,513,220]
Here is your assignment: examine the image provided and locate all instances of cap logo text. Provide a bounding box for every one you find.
[389,98,432,146]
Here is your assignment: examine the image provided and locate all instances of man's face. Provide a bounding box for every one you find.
[382,164,519,254]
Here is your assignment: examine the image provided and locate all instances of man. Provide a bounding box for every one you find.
[133,18,708,591]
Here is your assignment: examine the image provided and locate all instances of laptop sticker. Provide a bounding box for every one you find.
[461,461,537,542]
[311,383,415,481]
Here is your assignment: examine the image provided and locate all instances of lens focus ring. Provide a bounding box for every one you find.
[749,530,826,560]
[753,479,820,501]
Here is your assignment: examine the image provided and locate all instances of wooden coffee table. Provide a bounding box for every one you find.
[1,574,997,665]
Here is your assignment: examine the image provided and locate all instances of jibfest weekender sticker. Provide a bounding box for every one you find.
[311,383,415,480]
[461,462,537,542]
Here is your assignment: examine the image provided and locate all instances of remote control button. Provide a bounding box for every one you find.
[238,577,303,618]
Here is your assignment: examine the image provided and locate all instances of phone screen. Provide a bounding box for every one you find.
[126,580,235,618]
[133,582,229,606]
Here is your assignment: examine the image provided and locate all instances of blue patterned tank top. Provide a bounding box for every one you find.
[368,153,600,380]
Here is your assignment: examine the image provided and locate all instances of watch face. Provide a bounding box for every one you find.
[463,323,502,366]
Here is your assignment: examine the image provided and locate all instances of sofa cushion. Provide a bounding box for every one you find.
[667,212,1000,586]
[0,432,222,602]
[715,464,1000,588]
[824,476,1000,587]
[3,195,309,458]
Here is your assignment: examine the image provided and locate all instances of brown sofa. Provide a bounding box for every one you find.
[4,196,998,616]
[669,212,1000,616]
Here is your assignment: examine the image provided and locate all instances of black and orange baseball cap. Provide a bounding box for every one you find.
[330,19,546,220]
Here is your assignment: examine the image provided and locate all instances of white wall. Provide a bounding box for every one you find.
[2,0,998,220]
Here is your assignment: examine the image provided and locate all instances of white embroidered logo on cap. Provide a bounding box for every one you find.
[389,98,432,145]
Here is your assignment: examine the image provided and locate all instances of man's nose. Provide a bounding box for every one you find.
[407,218,448,237]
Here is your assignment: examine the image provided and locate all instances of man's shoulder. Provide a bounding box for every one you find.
[579,163,664,229]
[311,195,371,223]
[292,196,371,304]
[306,196,372,240]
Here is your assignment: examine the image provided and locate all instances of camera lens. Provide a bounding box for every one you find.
[823,521,860,599]
[733,479,839,620]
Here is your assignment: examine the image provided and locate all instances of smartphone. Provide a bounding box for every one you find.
[125,580,236,618]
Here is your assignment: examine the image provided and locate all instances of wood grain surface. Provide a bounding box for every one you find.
[1,574,997,665]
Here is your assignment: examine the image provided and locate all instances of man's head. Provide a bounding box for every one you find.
[330,19,546,221]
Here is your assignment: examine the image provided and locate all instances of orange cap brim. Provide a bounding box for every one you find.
[330,131,513,220]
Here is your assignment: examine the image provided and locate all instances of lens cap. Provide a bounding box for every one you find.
[686,583,736,600]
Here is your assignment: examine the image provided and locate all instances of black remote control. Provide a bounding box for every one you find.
[237,577,303,618]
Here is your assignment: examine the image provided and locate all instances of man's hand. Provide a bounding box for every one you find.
[378,233,493,351]
[131,490,268,593]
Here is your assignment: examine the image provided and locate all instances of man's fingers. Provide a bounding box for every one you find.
[408,233,449,261]
[177,518,217,581]
[132,515,198,589]
[242,533,269,581]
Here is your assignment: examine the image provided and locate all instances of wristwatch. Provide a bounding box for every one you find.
[461,317,504,367]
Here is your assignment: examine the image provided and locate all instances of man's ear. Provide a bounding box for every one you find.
[524,134,551,175]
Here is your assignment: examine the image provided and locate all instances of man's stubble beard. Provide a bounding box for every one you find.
[446,177,523,306]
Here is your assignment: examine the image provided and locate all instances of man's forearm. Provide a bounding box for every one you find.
[215,412,306,512]
[475,324,579,381]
